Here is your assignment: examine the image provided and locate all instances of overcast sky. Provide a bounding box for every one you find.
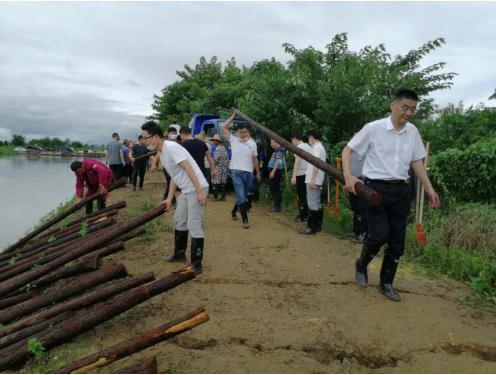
[0,1,495,144]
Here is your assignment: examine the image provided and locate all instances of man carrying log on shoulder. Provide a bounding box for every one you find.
[70,159,114,214]
[342,89,440,302]
[141,121,209,275]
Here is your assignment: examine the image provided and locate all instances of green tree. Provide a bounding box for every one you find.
[11,134,26,147]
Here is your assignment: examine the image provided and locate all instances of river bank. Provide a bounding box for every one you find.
[20,170,496,373]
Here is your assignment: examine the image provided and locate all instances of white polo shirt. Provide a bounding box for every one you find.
[160,141,209,194]
[296,142,312,176]
[229,134,258,172]
[347,116,426,181]
[305,142,327,185]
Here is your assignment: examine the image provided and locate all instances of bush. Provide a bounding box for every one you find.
[429,136,496,202]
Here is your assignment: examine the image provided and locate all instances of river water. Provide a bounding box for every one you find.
[0,154,83,251]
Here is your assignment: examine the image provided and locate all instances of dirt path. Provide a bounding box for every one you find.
[27,172,496,373]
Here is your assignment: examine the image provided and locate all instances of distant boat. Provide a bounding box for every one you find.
[14,147,27,152]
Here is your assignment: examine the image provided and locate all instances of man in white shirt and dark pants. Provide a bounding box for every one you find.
[222,114,261,229]
[342,89,440,301]
[290,132,312,223]
[141,121,209,275]
[300,129,327,235]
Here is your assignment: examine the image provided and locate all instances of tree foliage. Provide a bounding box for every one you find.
[152,33,456,146]
[11,134,26,147]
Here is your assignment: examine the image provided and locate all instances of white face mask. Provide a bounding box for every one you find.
[168,134,178,141]
[147,144,156,151]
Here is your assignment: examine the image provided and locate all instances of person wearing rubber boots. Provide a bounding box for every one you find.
[141,121,209,275]
[342,89,440,302]
[299,129,327,235]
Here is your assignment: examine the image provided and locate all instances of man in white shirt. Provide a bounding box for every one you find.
[290,132,312,223]
[141,121,209,275]
[342,89,440,301]
[222,114,261,229]
[300,129,327,235]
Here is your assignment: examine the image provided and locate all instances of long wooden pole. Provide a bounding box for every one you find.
[113,356,157,374]
[2,178,126,253]
[55,307,208,374]
[232,109,382,207]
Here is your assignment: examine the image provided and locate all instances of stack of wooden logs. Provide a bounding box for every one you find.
[0,178,208,371]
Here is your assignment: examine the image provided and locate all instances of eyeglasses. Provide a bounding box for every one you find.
[399,104,417,114]
[143,135,155,140]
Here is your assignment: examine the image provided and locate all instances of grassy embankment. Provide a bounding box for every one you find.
[0,145,18,156]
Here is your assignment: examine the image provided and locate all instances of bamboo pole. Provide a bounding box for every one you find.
[55,307,208,374]
[2,178,126,254]
[0,268,195,370]
[232,108,382,206]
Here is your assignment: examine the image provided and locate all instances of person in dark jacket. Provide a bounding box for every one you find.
[130,135,150,191]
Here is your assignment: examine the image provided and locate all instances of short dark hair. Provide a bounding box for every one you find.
[291,132,303,141]
[179,127,191,135]
[138,135,143,140]
[70,161,82,172]
[167,127,178,133]
[236,123,248,131]
[306,129,322,140]
[141,121,164,138]
[394,89,419,102]
[112,132,119,138]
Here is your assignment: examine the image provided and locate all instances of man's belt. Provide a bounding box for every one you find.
[364,178,410,186]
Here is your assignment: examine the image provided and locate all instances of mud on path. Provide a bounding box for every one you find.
[25,172,496,373]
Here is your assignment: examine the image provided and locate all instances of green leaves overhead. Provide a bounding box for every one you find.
[152,33,456,144]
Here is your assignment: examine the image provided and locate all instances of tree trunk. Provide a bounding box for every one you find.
[0,267,195,371]
[2,178,126,254]
[36,201,126,242]
[0,202,166,297]
[232,108,383,206]
[0,311,73,350]
[113,356,157,374]
[0,262,127,325]
[55,307,208,374]
[0,218,116,274]
[0,290,41,310]
[0,273,155,338]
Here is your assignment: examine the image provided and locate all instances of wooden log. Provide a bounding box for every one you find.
[0,202,166,297]
[0,262,127,325]
[113,356,157,374]
[0,273,155,338]
[109,227,146,246]
[0,268,194,370]
[0,218,117,273]
[0,311,73,350]
[56,307,208,374]
[232,108,383,207]
[36,201,126,242]
[132,150,157,162]
[2,178,126,254]
[32,252,102,289]
[0,290,41,310]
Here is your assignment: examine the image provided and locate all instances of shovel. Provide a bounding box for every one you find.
[415,142,430,247]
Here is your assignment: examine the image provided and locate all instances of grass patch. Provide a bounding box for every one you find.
[0,145,18,156]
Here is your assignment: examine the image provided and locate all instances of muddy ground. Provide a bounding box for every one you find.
[22,171,496,373]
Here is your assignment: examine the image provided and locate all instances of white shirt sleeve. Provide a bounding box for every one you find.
[169,143,188,165]
[411,128,427,161]
[347,124,371,158]
[251,141,258,157]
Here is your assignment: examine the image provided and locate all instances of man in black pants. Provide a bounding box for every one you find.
[130,135,149,191]
[291,132,312,222]
[342,89,440,302]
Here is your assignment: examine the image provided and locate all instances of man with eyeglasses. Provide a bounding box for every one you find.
[342,89,440,302]
[141,121,209,275]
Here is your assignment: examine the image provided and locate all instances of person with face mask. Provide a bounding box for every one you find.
[130,135,149,191]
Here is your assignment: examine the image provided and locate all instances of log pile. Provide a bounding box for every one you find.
[0,194,208,372]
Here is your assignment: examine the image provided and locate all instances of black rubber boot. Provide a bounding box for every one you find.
[355,244,374,287]
[97,198,106,211]
[212,184,219,200]
[231,203,238,220]
[166,230,188,262]
[85,201,93,215]
[219,184,226,201]
[190,237,204,274]
[239,203,250,229]
[314,209,324,232]
[246,196,252,212]
[378,253,401,301]
[299,210,317,235]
